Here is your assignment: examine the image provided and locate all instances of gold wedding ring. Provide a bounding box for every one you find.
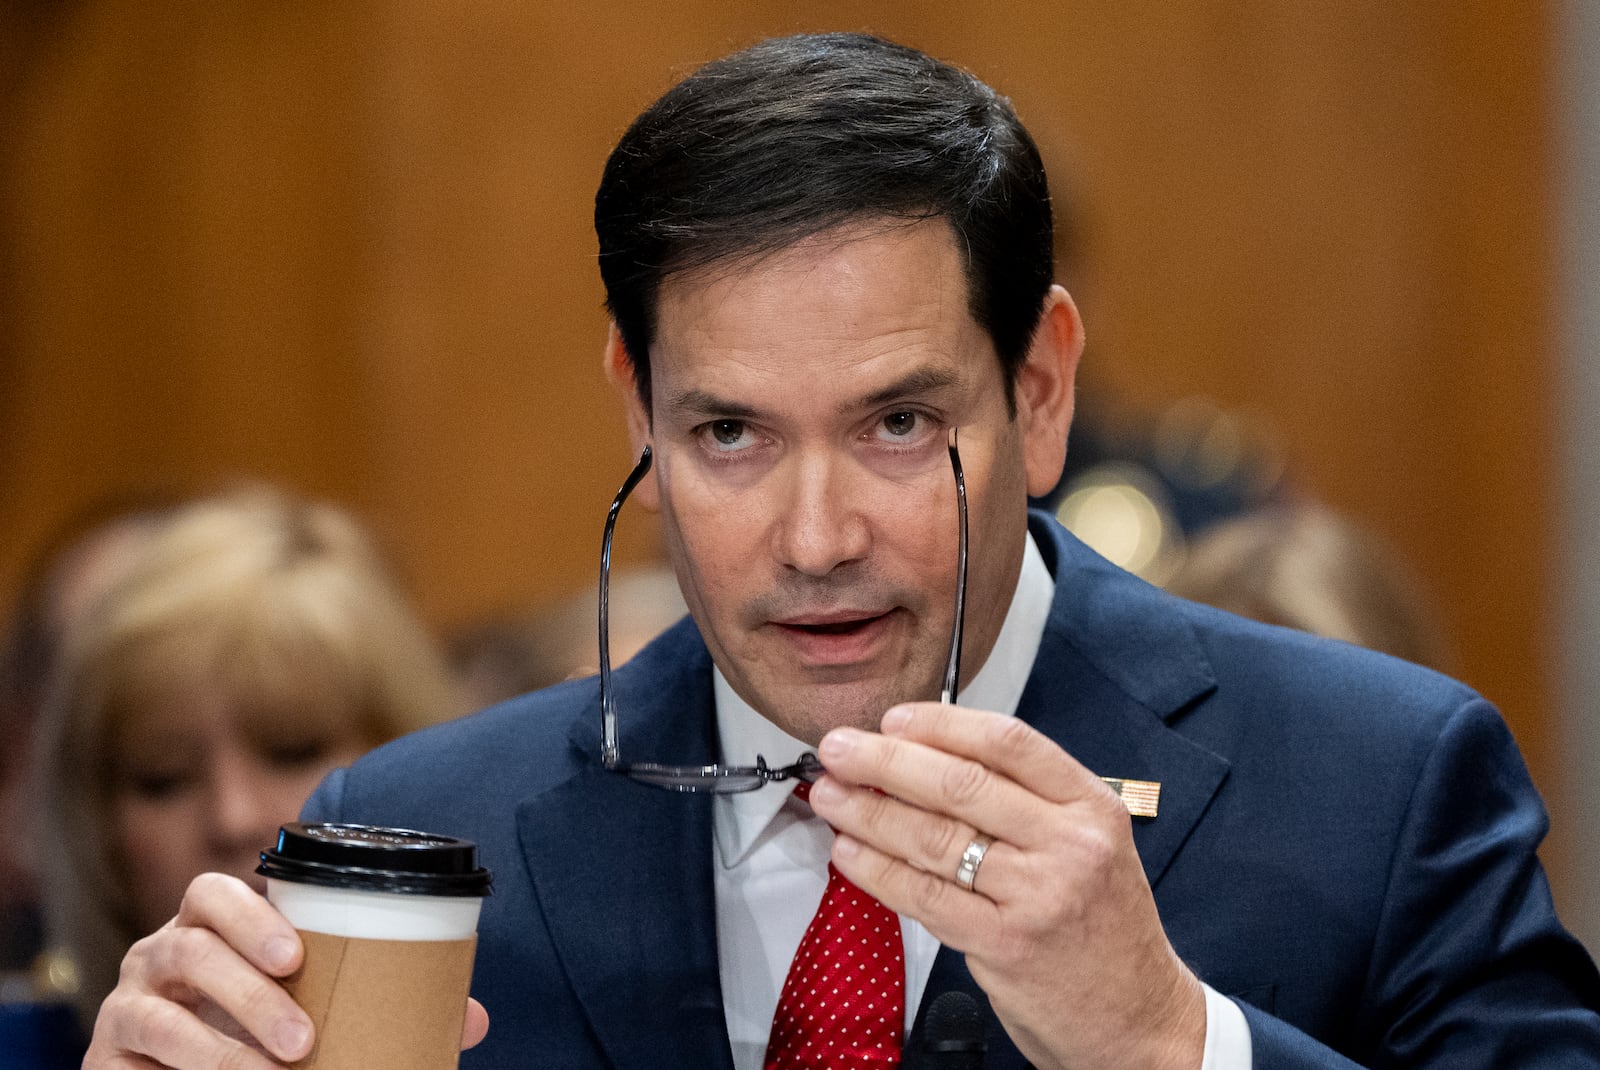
[954,834,994,892]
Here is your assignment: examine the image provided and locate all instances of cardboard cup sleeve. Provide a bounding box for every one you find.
[281,929,477,1070]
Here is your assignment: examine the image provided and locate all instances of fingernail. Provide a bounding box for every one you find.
[833,834,860,860]
[264,935,297,972]
[274,1017,311,1060]
[880,705,912,734]
[819,729,855,760]
[810,776,845,806]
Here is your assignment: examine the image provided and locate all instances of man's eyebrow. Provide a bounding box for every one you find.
[662,388,764,421]
[848,367,962,412]
[663,367,960,420]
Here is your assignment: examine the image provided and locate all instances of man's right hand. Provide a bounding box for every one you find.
[84,872,313,1069]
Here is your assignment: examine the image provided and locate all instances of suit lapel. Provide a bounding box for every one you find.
[1018,623,1232,889]
[514,627,736,1070]
[1022,513,1232,887]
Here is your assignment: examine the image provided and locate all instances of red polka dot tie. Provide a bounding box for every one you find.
[764,781,905,1070]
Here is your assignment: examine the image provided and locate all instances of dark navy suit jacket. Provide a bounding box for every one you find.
[303,513,1600,1068]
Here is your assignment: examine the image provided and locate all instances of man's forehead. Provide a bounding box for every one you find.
[650,221,985,374]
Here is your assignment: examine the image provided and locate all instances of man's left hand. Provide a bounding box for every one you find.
[808,701,1206,1070]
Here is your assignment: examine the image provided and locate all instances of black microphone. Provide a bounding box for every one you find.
[921,991,986,1069]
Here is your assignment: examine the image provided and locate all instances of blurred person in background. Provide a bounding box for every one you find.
[1165,502,1453,671]
[1,498,175,991]
[1033,394,1454,671]
[450,565,688,708]
[31,484,465,1046]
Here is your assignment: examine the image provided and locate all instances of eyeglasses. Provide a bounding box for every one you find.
[598,428,970,792]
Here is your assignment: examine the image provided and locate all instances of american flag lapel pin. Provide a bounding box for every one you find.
[1100,776,1161,818]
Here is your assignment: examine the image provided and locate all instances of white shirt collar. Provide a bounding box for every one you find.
[712,531,1056,869]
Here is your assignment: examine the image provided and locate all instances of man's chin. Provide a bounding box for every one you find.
[755,681,925,748]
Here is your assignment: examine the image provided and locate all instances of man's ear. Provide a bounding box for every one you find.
[603,322,660,510]
[1014,285,1084,498]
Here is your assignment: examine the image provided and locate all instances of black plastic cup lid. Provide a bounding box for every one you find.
[257,822,492,897]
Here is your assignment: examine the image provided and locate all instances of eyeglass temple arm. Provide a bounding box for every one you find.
[600,445,654,767]
[941,428,968,705]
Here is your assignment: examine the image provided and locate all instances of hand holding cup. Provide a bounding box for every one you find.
[84,824,494,1070]
[257,823,493,1070]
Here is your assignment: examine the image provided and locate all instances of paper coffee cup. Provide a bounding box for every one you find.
[258,823,493,1070]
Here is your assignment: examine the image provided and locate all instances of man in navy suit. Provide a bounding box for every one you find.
[85,33,1600,1070]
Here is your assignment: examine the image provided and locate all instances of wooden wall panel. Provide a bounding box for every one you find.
[0,4,1562,835]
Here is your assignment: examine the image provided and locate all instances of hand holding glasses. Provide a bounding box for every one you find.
[597,428,969,792]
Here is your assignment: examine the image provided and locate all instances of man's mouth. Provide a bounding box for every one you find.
[785,613,889,636]
[771,610,898,665]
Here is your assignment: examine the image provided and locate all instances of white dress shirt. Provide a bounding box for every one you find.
[712,533,1250,1069]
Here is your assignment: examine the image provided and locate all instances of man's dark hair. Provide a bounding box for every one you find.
[595,32,1055,415]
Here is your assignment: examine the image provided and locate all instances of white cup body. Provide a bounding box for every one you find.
[266,878,482,941]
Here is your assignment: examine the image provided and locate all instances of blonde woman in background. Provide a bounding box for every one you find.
[33,485,464,1037]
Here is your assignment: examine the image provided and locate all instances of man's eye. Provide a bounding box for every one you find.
[704,420,751,452]
[877,411,922,440]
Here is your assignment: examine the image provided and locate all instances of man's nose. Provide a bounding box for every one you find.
[772,455,870,576]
